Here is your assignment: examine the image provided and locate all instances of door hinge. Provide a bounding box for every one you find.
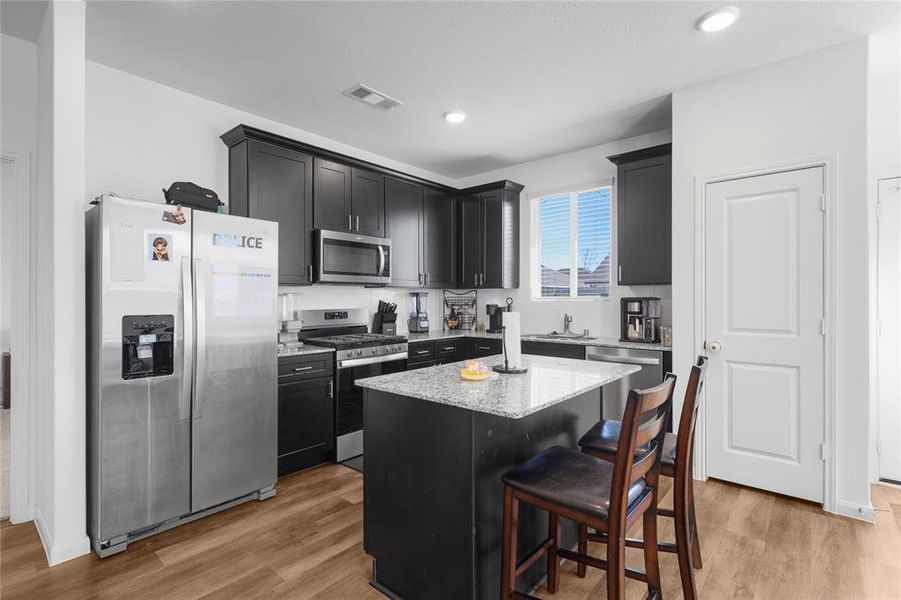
[820,443,828,461]
[819,195,826,212]
[819,319,826,336]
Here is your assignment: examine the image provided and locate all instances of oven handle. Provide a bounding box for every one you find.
[338,351,408,369]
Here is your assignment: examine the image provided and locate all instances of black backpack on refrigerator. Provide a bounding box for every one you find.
[162,182,223,212]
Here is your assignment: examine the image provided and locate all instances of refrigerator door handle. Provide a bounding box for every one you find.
[180,257,194,420]
[193,257,208,419]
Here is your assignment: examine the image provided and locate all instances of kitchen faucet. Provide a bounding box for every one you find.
[563,313,573,334]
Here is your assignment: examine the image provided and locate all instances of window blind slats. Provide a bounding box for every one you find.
[538,187,611,298]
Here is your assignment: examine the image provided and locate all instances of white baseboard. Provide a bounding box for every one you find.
[33,507,91,566]
[831,500,876,523]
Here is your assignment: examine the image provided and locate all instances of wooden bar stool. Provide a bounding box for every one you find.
[578,356,708,600]
[500,374,676,600]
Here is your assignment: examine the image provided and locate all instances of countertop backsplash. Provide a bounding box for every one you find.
[278,283,671,341]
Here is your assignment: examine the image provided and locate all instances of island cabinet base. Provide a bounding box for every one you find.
[363,388,601,600]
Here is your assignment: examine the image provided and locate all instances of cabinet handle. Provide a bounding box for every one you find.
[618,265,622,283]
[474,272,479,287]
[415,350,430,355]
[441,346,455,351]
[293,365,314,372]
[477,345,491,351]
[425,273,430,286]
[355,215,360,231]
[347,214,352,231]
[418,272,423,286]
[308,264,313,282]
[328,380,333,399]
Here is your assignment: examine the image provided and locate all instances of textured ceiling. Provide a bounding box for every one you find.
[10,1,901,179]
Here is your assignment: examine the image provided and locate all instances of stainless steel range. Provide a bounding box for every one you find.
[299,308,407,462]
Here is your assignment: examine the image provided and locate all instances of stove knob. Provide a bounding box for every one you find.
[371,348,378,355]
[356,349,364,357]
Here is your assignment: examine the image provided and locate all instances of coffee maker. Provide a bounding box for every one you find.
[486,304,504,333]
[620,297,661,343]
[408,291,430,333]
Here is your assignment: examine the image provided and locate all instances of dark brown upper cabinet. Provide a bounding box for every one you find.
[385,176,424,287]
[226,138,314,285]
[351,168,386,237]
[313,159,386,237]
[313,158,352,232]
[457,181,522,289]
[607,143,671,285]
[422,188,456,289]
[222,125,523,290]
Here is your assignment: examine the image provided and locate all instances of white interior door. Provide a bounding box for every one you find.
[705,167,825,502]
[877,177,901,483]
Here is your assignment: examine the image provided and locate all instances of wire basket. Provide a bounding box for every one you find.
[443,289,478,331]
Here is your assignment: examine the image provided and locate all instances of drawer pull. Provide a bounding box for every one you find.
[293,366,314,372]
[415,350,431,355]
[477,345,492,351]
[441,346,455,351]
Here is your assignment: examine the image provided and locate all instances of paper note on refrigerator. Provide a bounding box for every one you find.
[109,222,145,282]
[502,311,523,369]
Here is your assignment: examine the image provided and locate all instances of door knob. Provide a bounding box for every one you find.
[706,341,723,353]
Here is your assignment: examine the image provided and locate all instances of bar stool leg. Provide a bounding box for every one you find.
[500,485,519,599]
[674,479,699,600]
[606,527,626,600]
[642,505,663,600]
[687,477,702,568]
[547,511,560,593]
[576,524,588,578]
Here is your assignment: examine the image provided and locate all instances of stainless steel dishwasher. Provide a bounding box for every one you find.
[586,346,665,419]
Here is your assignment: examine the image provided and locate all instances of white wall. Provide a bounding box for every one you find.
[85,61,456,206]
[456,130,672,338]
[672,38,872,518]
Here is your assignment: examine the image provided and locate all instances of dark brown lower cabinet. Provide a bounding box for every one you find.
[521,340,586,360]
[465,338,502,358]
[278,376,334,477]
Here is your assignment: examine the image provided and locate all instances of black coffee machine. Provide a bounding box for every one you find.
[620,297,661,343]
[486,297,514,333]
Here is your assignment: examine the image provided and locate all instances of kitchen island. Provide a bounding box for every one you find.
[356,355,639,599]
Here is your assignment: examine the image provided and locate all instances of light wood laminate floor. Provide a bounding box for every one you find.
[2,463,900,599]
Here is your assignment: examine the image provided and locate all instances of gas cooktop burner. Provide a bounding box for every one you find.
[305,332,407,350]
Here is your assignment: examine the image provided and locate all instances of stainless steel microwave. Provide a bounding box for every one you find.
[315,229,391,285]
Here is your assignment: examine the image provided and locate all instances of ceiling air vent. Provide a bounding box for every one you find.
[343,83,403,111]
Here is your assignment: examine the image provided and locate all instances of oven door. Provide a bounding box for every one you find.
[316,229,391,285]
[335,358,406,461]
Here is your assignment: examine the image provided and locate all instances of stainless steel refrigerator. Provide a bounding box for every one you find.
[86,195,278,557]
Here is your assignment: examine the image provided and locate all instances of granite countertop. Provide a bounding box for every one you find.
[405,330,670,352]
[277,345,336,358]
[355,354,640,419]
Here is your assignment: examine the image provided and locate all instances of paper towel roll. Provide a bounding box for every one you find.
[502,311,522,369]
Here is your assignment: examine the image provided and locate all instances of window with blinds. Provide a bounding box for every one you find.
[536,185,612,298]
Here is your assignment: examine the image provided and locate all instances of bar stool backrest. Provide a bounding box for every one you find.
[609,374,676,531]
[674,355,709,485]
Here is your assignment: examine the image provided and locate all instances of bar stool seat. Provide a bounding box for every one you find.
[502,445,649,520]
[579,421,678,471]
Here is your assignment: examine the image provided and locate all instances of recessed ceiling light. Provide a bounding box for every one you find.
[443,111,467,124]
[697,7,739,32]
